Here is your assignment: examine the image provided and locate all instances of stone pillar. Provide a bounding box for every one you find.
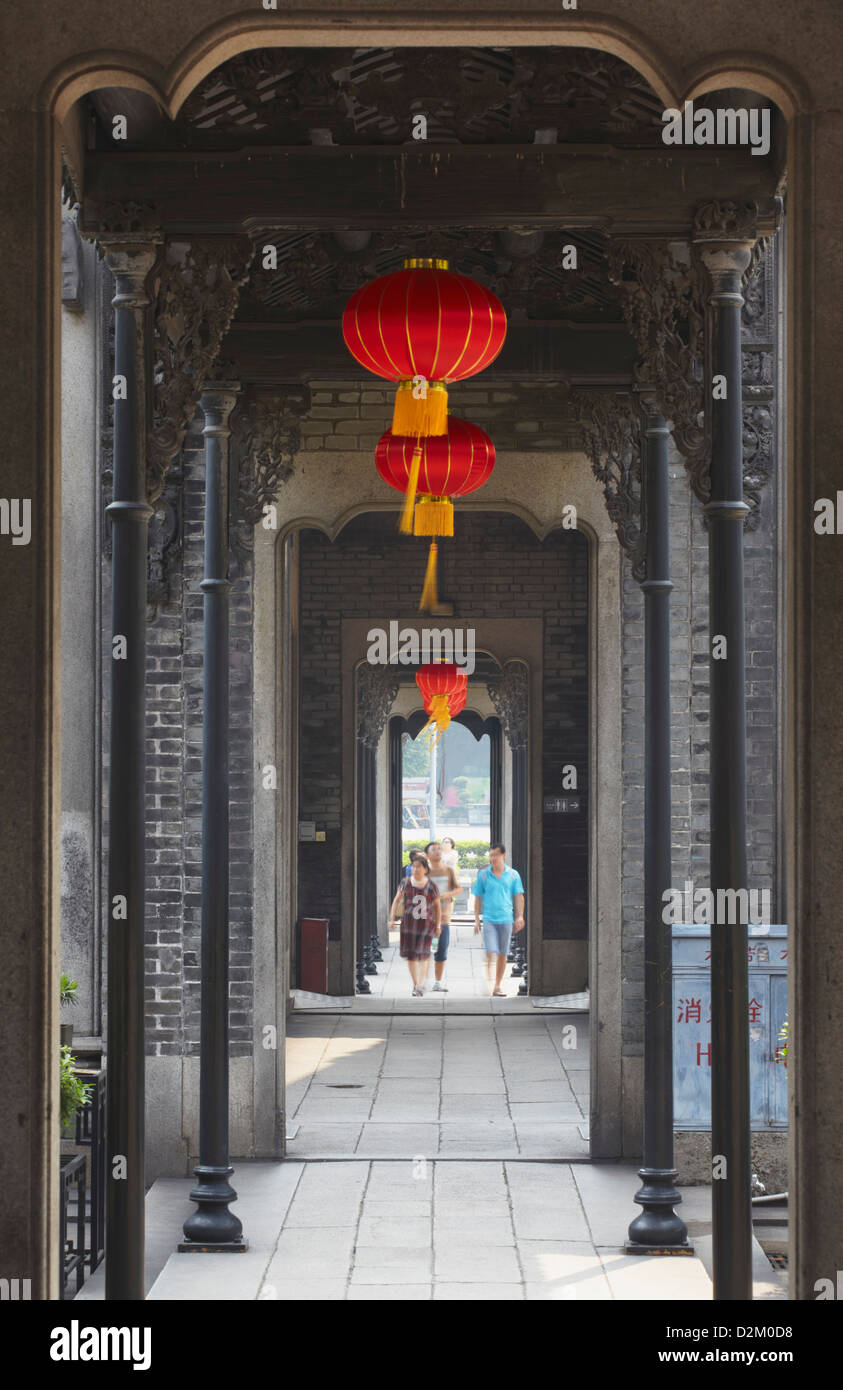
[60,219,102,1046]
[0,112,61,1302]
[787,110,843,1302]
[696,217,755,1302]
[101,238,159,1301]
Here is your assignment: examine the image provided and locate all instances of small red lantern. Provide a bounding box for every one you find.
[416,663,468,742]
[376,418,495,611]
[343,259,506,437]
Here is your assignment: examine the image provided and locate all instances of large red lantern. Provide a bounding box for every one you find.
[416,662,468,743]
[376,418,496,611]
[343,259,506,437]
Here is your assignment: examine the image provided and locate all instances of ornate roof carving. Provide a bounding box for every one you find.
[173,46,667,150]
[240,225,620,325]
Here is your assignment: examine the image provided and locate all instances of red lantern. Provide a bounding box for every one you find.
[375,418,495,535]
[416,663,468,742]
[343,259,506,437]
[376,418,496,612]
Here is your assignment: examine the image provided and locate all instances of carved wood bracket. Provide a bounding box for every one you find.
[570,389,647,582]
[487,662,528,751]
[228,387,310,566]
[147,236,255,502]
[606,236,709,503]
[606,203,778,521]
[357,665,401,749]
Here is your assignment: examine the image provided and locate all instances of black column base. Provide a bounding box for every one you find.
[369,933,383,962]
[178,1239,250,1253]
[623,1241,694,1256]
[181,1165,246,1248]
[626,1167,691,1251]
[356,960,372,994]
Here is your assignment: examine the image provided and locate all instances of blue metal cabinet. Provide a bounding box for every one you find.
[672,924,788,1130]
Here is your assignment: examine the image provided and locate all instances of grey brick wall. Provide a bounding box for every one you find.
[299,380,583,454]
[118,414,256,1060]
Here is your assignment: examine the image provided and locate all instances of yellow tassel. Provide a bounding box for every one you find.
[413,496,454,538]
[419,540,439,613]
[420,694,451,746]
[399,446,422,535]
[392,380,448,437]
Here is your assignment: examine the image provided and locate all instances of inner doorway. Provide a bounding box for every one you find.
[378,687,513,1003]
[287,514,592,1160]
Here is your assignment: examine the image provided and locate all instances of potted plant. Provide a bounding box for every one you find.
[60,973,79,1048]
[60,1045,91,1134]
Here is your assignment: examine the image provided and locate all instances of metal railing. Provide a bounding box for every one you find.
[59,1064,106,1298]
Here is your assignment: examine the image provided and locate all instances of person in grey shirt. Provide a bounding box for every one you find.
[424,840,460,992]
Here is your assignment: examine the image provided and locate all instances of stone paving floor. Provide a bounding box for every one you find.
[75,1158,787,1302]
[77,1160,744,1301]
[287,923,589,1158]
[286,1010,590,1159]
[71,919,786,1303]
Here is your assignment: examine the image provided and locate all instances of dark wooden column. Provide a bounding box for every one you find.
[356,667,400,992]
[355,739,377,994]
[101,238,159,1302]
[488,664,529,985]
[697,230,755,1301]
[181,384,247,1251]
[626,399,690,1253]
[389,718,405,911]
[489,720,503,847]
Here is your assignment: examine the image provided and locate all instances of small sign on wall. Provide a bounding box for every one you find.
[299,821,316,841]
[543,796,581,814]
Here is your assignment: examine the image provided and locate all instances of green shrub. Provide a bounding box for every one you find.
[60,1046,91,1131]
[60,973,80,1007]
[402,838,491,871]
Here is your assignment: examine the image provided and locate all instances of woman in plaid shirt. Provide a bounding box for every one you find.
[389,852,442,997]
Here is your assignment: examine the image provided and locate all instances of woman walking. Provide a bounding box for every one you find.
[389,852,441,997]
[424,841,461,992]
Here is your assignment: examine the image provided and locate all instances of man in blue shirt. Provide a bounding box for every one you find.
[472,842,525,997]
